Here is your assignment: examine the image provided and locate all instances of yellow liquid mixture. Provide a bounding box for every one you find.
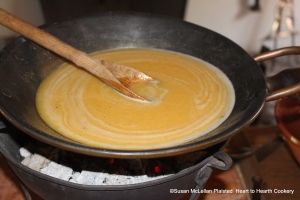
[36,49,235,150]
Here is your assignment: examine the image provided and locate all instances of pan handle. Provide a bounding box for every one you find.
[253,46,300,102]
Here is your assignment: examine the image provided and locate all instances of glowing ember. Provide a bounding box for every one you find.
[109,158,115,165]
[154,166,161,174]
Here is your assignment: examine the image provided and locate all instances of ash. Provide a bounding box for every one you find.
[19,141,207,186]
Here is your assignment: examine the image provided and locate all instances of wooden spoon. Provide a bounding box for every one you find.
[0,8,154,101]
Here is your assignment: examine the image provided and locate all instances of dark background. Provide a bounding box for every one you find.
[41,0,187,23]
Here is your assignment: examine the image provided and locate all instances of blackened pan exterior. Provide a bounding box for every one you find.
[0,12,266,158]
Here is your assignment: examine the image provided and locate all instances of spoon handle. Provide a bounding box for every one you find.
[0,8,148,101]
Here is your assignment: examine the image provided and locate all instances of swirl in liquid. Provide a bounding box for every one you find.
[36,49,235,150]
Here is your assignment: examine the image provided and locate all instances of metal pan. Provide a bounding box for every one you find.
[0,12,300,158]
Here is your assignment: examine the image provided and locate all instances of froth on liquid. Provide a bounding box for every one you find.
[36,49,235,150]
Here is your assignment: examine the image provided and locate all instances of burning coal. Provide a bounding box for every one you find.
[19,141,207,185]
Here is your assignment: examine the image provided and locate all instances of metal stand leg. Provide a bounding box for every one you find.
[18,179,32,200]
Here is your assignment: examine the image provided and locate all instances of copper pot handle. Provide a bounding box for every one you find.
[253,46,300,102]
